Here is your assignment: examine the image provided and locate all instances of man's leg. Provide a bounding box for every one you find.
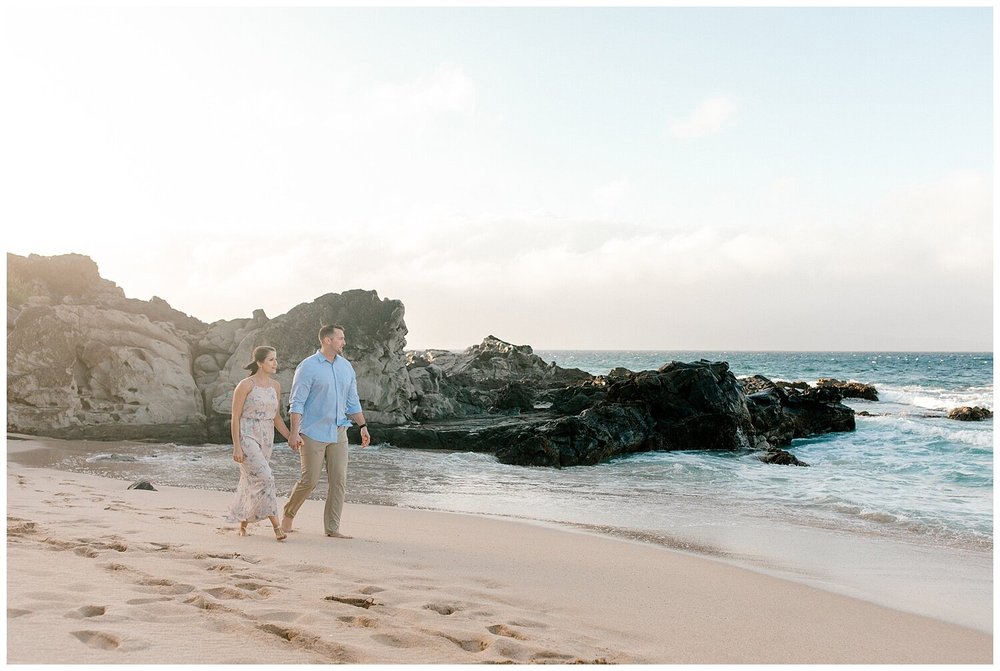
[282,434,326,531]
[324,426,350,537]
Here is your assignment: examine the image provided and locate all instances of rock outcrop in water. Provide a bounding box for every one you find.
[8,252,860,467]
[376,356,856,467]
[947,406,993,421]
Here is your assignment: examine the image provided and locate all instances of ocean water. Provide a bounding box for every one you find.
[25,351,993,630]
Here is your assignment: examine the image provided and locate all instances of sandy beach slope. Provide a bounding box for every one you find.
[6,460,992,664]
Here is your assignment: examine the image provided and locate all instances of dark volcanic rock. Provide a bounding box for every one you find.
[494,404,654,467]
[385,361,860,467]
[492,360,756,467]
[947,406,993,421]
[127,480,157,491]
[606,360,755,451]
[817,378,878,401]
[542,383,607,414]
[757,449,809,467]
[746,387,796,447]
[783,386,856,437]
[490,382,535,413]
[745,375,855,446]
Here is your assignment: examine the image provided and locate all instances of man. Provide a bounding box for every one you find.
[282,324,371,538]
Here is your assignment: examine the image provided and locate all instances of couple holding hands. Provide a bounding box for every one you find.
[226,324,371,542]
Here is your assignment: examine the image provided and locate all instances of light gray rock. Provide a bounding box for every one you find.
[7,303,206,442]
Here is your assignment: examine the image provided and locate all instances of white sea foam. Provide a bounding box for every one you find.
[878,385,993,412]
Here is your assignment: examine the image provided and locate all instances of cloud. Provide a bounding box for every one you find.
[668,96,736,140]
[592,177,633,210]
[370,63,478,118]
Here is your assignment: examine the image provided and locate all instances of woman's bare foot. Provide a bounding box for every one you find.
[239,521,248,537]
[326,531,352,539]
[273,525,287,542]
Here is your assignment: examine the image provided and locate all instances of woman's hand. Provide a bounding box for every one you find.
[233,445,245,463]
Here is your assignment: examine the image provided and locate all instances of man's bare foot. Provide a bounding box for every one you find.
[280,516,292,533]
[326,532,353,539]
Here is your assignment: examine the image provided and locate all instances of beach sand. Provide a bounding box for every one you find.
[6,448,992,663]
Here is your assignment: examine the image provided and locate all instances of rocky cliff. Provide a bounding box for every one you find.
[7,253,413,442]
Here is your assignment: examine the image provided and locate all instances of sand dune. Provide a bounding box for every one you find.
[6,460,992,664]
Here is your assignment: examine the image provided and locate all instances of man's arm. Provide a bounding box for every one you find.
[346,370,369,447]
[288,412,303,451]
[287,362,312,450]
[349,411,370,448]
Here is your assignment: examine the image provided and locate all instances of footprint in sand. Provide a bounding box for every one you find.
[7,519,38,536]
[439,633,492,653]
[487,624,527,640]
[65,605,107,619]
[338,614,378,629]
[257,623,359,663]
[70,630,121,651]
[205,563,237,572]
[358,585,385,595]
[423,603,460,615]
[134,578,196,595]
[204,586,254,600]
[8,608,32,618]
[371,632,425,648]
[232,581,277,597]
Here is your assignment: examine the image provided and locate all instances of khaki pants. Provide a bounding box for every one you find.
[283,428,349,535]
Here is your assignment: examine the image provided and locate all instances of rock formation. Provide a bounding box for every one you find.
[816,378,878,401]
[7,253,413,442]
[405,335,591,421]
[947,406,993,421]
[378,358,854,467]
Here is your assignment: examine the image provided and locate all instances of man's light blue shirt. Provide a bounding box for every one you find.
[288,351,363,442]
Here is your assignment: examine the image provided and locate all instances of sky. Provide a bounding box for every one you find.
[1,6,993,350]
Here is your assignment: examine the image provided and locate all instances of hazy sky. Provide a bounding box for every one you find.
[2,6,993,350]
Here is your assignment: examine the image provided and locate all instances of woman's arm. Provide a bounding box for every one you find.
[230,379,251,462]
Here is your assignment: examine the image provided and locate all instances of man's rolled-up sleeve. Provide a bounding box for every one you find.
[346,370,362,415]
[288,363,312,415]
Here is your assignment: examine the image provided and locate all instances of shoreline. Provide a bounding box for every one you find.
[8,433,993,635]
[7,452,993,663]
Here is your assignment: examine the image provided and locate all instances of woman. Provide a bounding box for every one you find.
[226,346,291,541]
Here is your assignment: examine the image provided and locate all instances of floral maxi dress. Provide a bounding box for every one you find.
[226,384,279,524]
